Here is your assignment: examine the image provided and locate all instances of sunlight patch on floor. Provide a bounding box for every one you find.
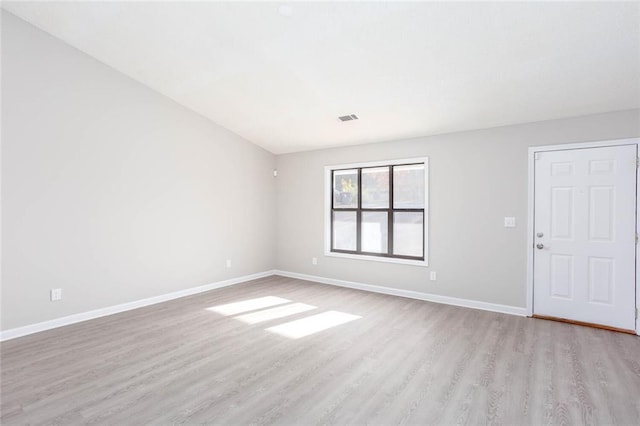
[266,311,362,339]
[234,303,317,324]
[206,296,291,316]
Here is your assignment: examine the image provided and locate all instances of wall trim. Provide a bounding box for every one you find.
[274,270,527,317]
[0,270,276,342]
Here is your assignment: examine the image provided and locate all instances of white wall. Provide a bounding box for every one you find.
[3,10,639,334]
[1,12,276,331]
[276,109,640,308]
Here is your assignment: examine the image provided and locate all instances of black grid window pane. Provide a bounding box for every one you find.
[361,167,389,209]
[331,162,425,261]
[393,212,423,257]
[333,169,358,209]
[393,164,425,209]
[361,211,388,253]
[332,211,357,251]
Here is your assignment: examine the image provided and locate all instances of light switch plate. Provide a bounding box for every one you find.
[504,217,516,228]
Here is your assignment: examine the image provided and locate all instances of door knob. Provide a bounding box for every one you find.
[536,243,544,249]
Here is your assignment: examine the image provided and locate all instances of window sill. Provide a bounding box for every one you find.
[324,251,428,267]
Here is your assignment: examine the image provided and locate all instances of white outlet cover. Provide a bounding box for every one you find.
[504,217,516,228]
[226,260,232,268]
[312,257,318,265]
[429,271,437,281]
[50,288,62,301]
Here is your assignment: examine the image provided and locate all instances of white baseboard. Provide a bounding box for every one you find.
[0,270,276,342]
[274,270,528,317]
[0,269,528,342]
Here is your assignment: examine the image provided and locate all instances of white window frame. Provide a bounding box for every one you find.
[324,157,429,267]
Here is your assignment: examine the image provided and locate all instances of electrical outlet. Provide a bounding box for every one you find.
[430,271,437,281]
[312,257,318,265]
[504,217,516,228]
[51,288,62,301]
[226,259,232,268]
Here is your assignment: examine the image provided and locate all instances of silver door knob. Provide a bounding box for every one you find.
[536,243,544,249]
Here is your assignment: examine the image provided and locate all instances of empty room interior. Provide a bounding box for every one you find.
[2,1,640,424]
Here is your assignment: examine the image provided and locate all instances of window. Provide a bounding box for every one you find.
[325,157,428,266]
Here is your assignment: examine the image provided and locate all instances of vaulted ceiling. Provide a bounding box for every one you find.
[3,2,639,154]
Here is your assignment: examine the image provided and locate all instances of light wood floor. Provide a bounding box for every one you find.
[2,275,640,425]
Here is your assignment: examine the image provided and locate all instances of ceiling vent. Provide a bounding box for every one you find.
[338,114,359,122]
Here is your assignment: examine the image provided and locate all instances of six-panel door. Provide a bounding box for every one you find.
[533,145,637,331]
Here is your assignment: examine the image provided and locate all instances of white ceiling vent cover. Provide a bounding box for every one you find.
[338,114,359,122]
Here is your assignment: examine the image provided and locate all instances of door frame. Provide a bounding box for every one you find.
[526,138,640,335]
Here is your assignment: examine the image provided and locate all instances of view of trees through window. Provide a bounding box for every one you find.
[331,162,426,260]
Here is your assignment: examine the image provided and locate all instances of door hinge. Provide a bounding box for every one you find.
[636,233,639,244]
[636,157,639,169]
[636,308,638,320]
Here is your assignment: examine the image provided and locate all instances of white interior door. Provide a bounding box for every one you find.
[533,145,637,331]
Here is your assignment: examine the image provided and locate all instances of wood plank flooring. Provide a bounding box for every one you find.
[2,275,640,425]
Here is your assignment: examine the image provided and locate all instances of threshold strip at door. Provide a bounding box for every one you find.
[532,314,636,335]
